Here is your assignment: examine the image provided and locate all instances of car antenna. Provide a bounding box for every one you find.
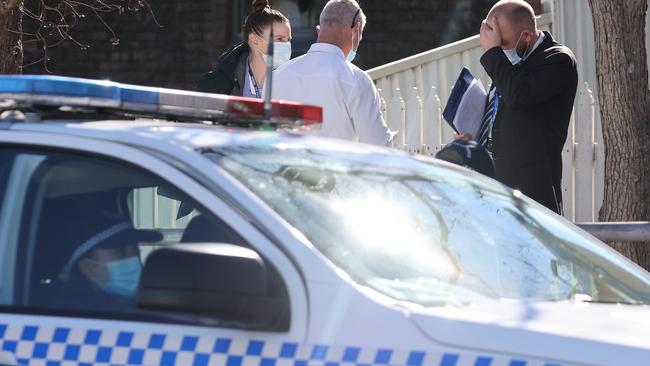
[264,26,274,120]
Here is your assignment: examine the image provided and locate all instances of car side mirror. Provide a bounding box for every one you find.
[136,243,288,330]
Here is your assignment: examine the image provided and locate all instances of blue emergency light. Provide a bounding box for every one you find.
[0,75,322,126]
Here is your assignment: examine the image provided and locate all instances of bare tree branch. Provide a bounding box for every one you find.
[0,0,22,14]
[13,0,161,71]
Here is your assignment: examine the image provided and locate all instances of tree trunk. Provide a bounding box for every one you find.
[588,0,650,270]
[0,3,22,74]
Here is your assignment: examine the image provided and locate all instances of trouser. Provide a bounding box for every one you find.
[516,163,563,215]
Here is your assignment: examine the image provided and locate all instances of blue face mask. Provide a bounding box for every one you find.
[347,50,357,63]
[503,32,531,65]
[347,27,360,63]
[98,256,142,296]
[503,48,522,65]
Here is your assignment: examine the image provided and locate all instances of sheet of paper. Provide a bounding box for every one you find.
[453,77,487,138]
[442,67,488,138]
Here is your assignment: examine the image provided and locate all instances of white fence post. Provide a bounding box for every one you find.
[377,78,392,118]
[574,82,596,222]
[405,87,423,153]
[594,104,605,222]
[398,69,416,99]
[422,86,442,157]
[387,88,406,148]
[377,88,388,122]
[562,105,577,222]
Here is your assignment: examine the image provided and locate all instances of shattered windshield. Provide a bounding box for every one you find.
[207,142,650,306]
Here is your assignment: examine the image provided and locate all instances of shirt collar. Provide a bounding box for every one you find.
[522,31,546,61]
[308,43,345,59]
[531,32,546,52]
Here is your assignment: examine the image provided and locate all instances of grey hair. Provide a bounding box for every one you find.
[319,0,366,29]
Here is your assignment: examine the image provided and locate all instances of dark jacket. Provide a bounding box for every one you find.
[197,42,249,96]
[480,32,578,213]
[52,276,134,312]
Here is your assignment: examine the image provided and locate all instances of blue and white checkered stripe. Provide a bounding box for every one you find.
[0,323,566,366]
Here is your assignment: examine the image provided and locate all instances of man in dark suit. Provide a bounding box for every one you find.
[479,0,578,214]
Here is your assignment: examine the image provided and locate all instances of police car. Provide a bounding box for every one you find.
[0,75,649,366]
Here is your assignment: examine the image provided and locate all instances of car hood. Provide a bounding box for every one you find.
[409,301,650,366]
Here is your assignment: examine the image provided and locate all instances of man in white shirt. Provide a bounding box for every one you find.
[273,0,394,146]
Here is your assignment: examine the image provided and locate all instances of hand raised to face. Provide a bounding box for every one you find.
[480,17,503,51]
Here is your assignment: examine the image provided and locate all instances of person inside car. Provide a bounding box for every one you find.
[55,214,162,310]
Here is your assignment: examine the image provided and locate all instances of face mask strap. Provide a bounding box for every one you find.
[513,32,523,55]
[254,34,269,56]
[348,29,359,62]
[348,7,362,59]
[349,19,362,61]
[515,31,533,58]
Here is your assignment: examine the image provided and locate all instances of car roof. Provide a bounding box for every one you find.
[6,119,396,157]
[5,119,495,187]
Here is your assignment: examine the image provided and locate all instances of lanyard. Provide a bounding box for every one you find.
[248,61,262,99]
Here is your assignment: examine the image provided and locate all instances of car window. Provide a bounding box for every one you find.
[0,147,288,327]
[0,149,11,203]
[210,143,650,306]
[0,149,16,305]
[130,187,193,261]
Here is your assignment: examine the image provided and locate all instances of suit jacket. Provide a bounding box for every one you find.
[480,32,578,213]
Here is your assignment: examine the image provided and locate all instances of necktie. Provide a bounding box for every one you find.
[477,88,500,149]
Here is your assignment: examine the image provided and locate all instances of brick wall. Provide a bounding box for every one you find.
[21,0,543,90]
[22,0,234,90]
[355,0,496,70]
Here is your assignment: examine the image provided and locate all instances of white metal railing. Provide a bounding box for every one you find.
[577,222,650,243]
[367,12,605,223]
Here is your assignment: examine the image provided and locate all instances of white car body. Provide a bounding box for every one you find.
[0,121,648,366]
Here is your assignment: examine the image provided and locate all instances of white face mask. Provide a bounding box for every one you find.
[347,28,360,63]
[503,32,531,65]
[259,41,292,70]
[272,41,292,69]
[503,47,522,65]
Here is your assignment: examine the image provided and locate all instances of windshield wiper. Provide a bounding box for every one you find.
[576,299,644,305]
[569,294,644,306]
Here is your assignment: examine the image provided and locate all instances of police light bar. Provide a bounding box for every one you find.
[0,75,322,127]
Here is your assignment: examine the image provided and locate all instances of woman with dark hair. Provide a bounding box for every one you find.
[197,0,292,97]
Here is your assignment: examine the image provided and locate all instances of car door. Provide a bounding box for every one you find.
[0,132,307,366]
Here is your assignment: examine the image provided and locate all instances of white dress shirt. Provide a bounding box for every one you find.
[273,43,394,146]
[522,32,546,62]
